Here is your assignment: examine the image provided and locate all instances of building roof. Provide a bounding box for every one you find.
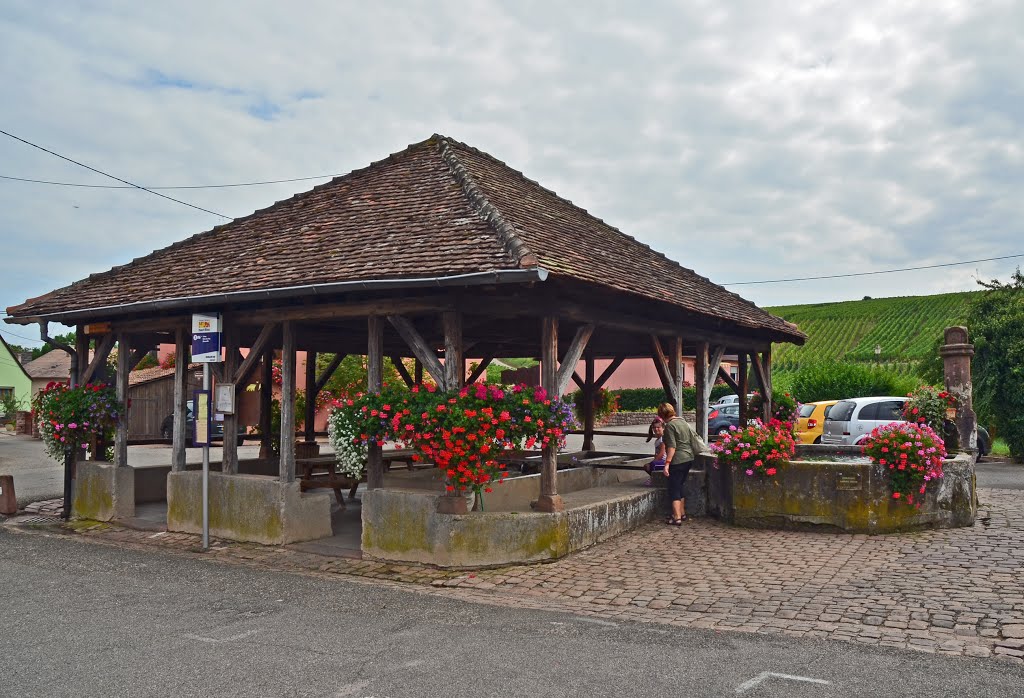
[19,346,69,380]
[5,135,803,343]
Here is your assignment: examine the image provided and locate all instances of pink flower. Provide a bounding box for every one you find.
[745,469,754,476]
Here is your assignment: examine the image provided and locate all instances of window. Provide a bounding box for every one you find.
[799,404,816,418]
[0,387,13,401]
[828,401,856,421]
[875,400,906,421]
[857,403,879,420]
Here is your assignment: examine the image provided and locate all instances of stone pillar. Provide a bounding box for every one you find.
[939,326,977,453]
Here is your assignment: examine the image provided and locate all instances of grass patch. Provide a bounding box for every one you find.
[992,438,1011,457]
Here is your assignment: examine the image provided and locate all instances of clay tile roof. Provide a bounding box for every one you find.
[5,134,803,343]
[22,350,73,379]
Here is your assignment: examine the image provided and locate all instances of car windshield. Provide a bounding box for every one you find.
[798,404,816,418]
[828,401,856,421]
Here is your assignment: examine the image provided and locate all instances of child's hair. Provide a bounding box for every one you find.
[646,417,664,442]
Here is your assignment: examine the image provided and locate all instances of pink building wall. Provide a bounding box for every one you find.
[568,358,736,394]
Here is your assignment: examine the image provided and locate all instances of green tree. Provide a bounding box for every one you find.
[317,354,405,397]
[969,269,1024,459]
[32,331,76,359]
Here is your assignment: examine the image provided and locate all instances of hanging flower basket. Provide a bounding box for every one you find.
[328,382,577,508]
[32,381,123,462]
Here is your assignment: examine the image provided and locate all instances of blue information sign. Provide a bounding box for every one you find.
[191,313,222,363]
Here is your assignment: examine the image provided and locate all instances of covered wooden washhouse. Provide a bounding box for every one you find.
[5,134,804,562]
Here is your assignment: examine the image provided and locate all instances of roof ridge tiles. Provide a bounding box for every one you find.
[434,135,538,268]
[437,135,782,327]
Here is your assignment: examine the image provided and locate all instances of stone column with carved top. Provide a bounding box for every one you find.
[939,326,977,454]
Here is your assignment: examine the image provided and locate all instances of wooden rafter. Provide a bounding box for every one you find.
[555,324,594,396]
[390,356,414,387]
[650,336,676,405]
[466,353,494,385]
[315,354,345,394]
[232,322,277,387]
[80,333,116,385]
[595,355,626,389]
[387,315,446,388]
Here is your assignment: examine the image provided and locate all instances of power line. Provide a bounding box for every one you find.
[0,172,339,190]
[722,253,1024,285]
[0,327,44,343]
[0,128,232,220]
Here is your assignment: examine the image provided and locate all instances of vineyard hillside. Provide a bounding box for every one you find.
[765,292,974,374]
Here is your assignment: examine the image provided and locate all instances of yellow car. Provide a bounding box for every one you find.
[797,400,838,444]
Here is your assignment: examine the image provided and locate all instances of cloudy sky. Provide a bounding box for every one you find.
[2,1,1022,347]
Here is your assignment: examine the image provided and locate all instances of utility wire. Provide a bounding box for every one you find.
[0,172,338,189]
[1,328,42,343]
[0,129,232,220]
[722,253,1024,285]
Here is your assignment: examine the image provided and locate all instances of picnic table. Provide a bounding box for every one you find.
[295,449,421,506]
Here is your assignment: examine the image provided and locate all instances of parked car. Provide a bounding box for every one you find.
[708,403,741,436]
[711,393,756,408]
[821,396,908,446]
[978,426,991,456]
[796,400,838,444]
[160,400,246,447]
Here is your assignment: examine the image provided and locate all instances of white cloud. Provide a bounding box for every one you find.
[2,0,1023,347]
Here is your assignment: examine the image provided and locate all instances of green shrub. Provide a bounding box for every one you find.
[789,361,918,404]
[970,269,1024,459]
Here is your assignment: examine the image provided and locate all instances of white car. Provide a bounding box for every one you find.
[712,394,740,407]
[821,396,908,446]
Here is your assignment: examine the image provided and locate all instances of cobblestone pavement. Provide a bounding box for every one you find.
[7,488,1024,663]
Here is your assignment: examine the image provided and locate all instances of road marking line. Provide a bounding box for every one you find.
[148,532,166,538]
[736,672,831,693]
[575,617,618,627]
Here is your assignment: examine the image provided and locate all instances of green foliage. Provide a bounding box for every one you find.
[570,387,619,421]
[134,353,159,370]
[29,331,76,360]
[500,358,538,369]
[969,269,1024,459]
[611,385,734,412]
[767,293,971,375]
[750,390,799,427]
[1,391,26,424]
[317,354,405,397]
[789,361,919,403]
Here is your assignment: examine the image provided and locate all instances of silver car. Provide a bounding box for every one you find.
[821,396,908,446]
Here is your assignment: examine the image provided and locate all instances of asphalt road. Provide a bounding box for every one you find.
[3,529,1023,697]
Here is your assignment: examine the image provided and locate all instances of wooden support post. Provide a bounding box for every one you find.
[537,316,563,512]
[443,311,464,390]
[583,352,596,451]
[650,336,677,407]
[367,316,384,490]
[414,359,423,385]
[114,333,130,468]
[259,350,273,459]
[671,337,684,418]
[695,342,709,441]
[279,321,296,483]
[717,366,740,394]
[172,328,188,471]
[73,329,90,387]
[221,324,239,474]
[739,354,749,427]
[304,350,317,443]
[749,350,772,421]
